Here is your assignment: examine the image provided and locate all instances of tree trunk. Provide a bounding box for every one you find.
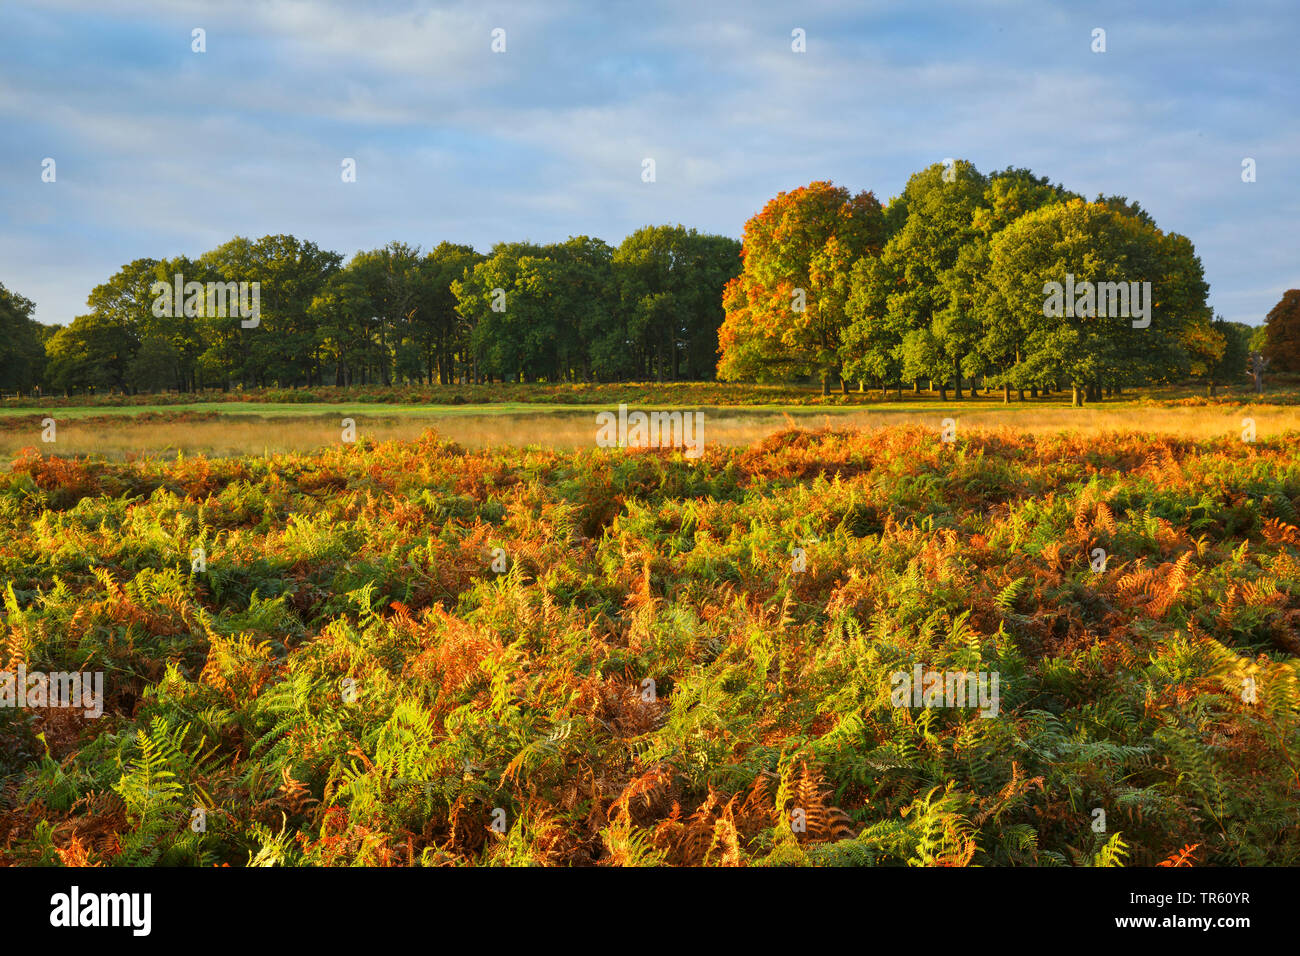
[1003,383,1011,403]
[1072,384,1083,407]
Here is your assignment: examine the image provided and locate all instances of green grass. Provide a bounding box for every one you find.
[5,375,1298,417]
[0,401,581,420]
[0,393,1283,421]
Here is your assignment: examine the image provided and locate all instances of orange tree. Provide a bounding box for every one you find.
[1262,289,1300,372]
[717,181,885,393]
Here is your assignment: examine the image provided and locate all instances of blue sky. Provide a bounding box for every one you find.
[1,0,1296,326]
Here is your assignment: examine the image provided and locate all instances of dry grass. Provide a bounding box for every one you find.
[3,404,1299,462]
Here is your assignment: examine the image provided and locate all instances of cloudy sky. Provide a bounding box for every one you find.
[1,0,1295,326]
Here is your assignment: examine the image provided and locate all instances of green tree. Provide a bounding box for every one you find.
[308,271,374,386]
[454,242,547,383]
[986,198,1210,406]
[44,313,137,394]
[840,255,902,394]
[79,258,164,392]
[541,236,616,382]
[968,169,1082,401]
[0,282,46,394]
[868,161,988,400]
[1208,317,1252,395]
[200,235,341,388]
[412,243,483,384]
[143,256,206,392]
[615,226,740,381]
[129,336,181,393]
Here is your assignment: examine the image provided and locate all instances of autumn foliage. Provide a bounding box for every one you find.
[1263,289,1300,373]
[2,427,1299,866]
[718,182,885,391]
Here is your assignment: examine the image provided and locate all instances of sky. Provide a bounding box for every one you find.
[1,0,1296,327]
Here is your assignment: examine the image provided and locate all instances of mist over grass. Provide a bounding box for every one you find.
[4,404,1300,463]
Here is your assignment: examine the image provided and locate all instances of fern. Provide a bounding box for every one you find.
[993,577,1027,612]
[1091,832,1129,867]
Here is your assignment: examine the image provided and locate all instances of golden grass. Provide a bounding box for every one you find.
[3,404,1299,462]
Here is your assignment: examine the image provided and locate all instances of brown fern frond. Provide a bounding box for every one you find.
[739,775,773,824]
[1096,502,1117,536]
[935,836,978,867]
[607,763,673,823]
[1041,540,1064,572]
[676,787,723,864]
[1217,585,1239,628]
[1116,563,1153,601]
[825,805,859,841]
[1168,552,1194,593]
[974,761,1045,825]
[788,763,832,842]
[277,766,320,816]
[1242,578,1281,607]
[1150,552,1195,617]
[705,816,741,866]
[54,833,101,867]
[1262,518,1300,546]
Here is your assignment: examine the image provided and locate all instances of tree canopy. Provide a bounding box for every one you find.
[3,167,1260,401]
[17,227,739,395]
[719,162,1220,405]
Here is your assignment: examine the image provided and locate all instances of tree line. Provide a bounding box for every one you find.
[716,163,1270,404]
[0,226,740,396]
[3,163,1296,402]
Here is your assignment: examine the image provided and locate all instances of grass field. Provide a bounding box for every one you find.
[1,423,1298,866]
[5,376,1298,412]
[2,400,1300,463]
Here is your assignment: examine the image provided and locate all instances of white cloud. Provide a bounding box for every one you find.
[3,0,1296,326]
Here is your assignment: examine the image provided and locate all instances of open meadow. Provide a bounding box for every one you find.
[5,381,1300,462]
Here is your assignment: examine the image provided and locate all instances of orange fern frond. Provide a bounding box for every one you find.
[1156,842,1202,867]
